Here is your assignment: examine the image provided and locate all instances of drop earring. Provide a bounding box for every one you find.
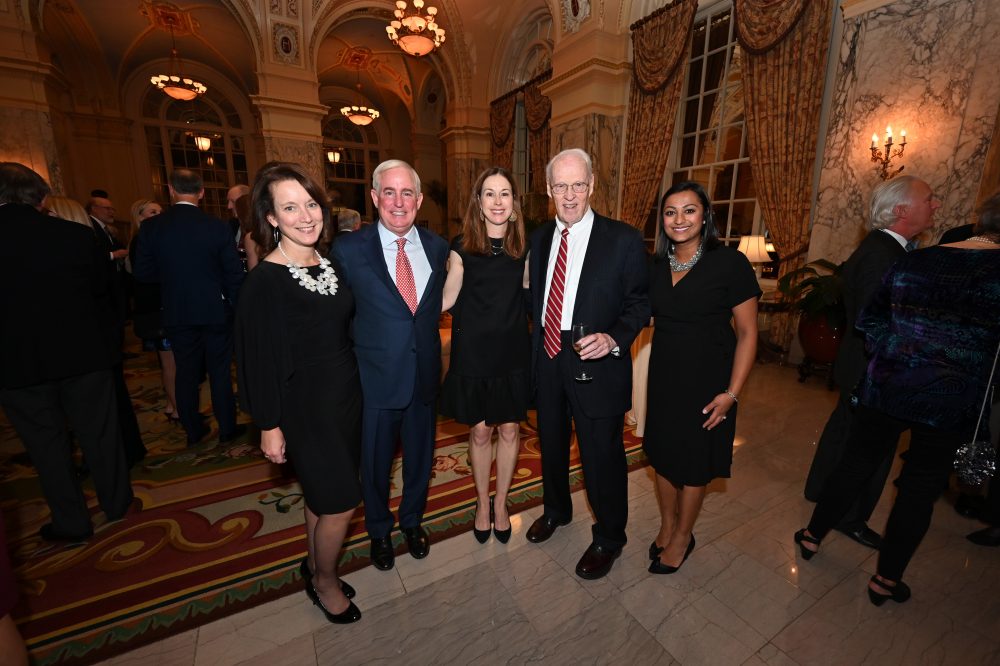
[272,226,281,244]
[508,211,518,222]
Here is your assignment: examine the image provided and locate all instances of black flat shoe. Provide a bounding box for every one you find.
[298,559,355,598]
[308,582,361,624]
[648,541,664,561]
[493,497,511,544]
[472,499,490,544]
[794,529,820,560]
[867,576,911,606]
[648,534,695,574]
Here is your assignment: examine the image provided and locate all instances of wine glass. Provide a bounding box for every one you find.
[572,323,593,383]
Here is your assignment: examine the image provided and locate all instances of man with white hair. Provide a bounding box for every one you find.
[805,175,940,548]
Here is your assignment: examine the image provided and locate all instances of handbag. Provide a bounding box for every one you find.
[954,338,1000,486]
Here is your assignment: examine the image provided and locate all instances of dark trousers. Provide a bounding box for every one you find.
[804,393,895,530]
[807,405,963,581]
[0,370,133,534]
[535,340,629,549]
[112,361,146,466]
[360,393,435,539]
[167,322,237,442]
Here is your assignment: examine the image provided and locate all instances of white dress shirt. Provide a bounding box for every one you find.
[542,207,595,330]
[881,227,911,250]
[377,222,432,303]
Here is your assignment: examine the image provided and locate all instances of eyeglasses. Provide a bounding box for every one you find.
[549,181,590,195]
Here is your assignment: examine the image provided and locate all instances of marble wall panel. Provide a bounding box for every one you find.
[262,136,323,185]
[551,112,623,218]
[809,0,1000,264]
[0,107,63,192]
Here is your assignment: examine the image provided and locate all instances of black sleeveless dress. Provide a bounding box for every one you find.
[440,236,530,425]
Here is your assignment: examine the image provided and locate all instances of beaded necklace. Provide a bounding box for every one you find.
[277,242,339,295]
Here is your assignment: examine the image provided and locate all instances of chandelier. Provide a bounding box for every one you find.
[386,0,446,57]
[340,70,379,126]
[150,24,206,101]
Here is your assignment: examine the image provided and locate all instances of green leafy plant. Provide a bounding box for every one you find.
[777,259,845,326]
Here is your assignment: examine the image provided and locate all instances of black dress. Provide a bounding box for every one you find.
[440,235,530,425]
[235,261,361,514]
[642,246,761,486]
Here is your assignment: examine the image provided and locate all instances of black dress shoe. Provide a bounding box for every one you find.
[493,498,512,545]
[526,515,570,544]
[649,534,695,575]
[403,526,430,559]
[472,499,490,544]
[370,536,395,571]
[307,582,362,624]
[219,423,248,444]
[575,543,621,580]
[298,558,356,598]
[835,525,882,549]
[39,523,92,543]
[967,526,1000,547]
[648,541,664,561]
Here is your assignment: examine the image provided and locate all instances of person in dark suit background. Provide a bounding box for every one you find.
[0,163,134,542]
[134,169,245,445]
[524,148,650,580]
[330,160,448,572]
[804,175,940,548]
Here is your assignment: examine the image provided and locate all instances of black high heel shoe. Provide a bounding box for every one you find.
[867,575,911,606]
[298,558,355,598]
[307,581,361,624]
[648,541,664,561]
[493,497,511,544]
[648,534,695,574]
[794,529,820,561]
[472,498,491,544]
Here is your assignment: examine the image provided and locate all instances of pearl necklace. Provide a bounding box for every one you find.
[669,242,703,272]
[277,243,338,295]
[967,235,1000,245]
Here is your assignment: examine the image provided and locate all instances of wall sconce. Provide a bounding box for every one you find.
[870,125,907,180]
[737,234,772,263]
[326,149,342,164]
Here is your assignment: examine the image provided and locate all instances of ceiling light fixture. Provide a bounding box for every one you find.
[386,0,446,57]
[150,22,207,101]
[340,69,379,126]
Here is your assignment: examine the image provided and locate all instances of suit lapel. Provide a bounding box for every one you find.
[413,227,441,315]
[362,224,401,306]
[534,222,556,319]
[573,214,606,323]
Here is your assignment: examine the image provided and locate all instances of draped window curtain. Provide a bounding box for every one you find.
[734,0,834,277]
[619,0,698,231]
[523,71,552,194]
[490,93,517,172]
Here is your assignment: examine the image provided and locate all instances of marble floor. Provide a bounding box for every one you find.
[99,364,1000,665]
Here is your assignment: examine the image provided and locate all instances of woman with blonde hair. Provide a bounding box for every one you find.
[45,195,90,226]
[128,198,178,422]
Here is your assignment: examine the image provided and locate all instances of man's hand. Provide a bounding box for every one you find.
[576,333,618,360]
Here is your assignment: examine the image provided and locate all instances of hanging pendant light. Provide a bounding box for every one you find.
[150,23,207,101]
[386,0,446,57]
[340,69,379,126]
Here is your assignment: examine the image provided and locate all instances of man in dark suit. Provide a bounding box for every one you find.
[335,208,361,239]
[330,160,448,572]
[804,175,940,548]
[0,163,134,541]
[87,193,146,466]
[134,169,245,445]
[525,148,650,580]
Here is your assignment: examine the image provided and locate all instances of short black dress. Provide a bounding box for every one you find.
[642,246,761,486]
[235,261,362,514]
[440,235,530,425]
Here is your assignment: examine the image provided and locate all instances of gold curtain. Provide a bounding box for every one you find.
[490,93,517,173]
[734,0,833,275]
[524,70,552,194]
[619,0,699,231]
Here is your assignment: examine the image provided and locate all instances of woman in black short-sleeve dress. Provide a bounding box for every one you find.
[236,163,361,624]
[440,167,530,545]
[644,181,760,574]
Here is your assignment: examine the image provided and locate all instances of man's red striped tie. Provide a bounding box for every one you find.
[543,229,570,358]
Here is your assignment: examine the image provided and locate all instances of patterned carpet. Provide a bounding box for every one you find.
[0,343,646,665]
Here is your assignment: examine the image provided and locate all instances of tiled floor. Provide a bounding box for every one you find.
[99,364,1000,665]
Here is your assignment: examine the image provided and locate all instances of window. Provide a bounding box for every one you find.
[323,117,379,221]
[142,92,249,220]
[662,6,767,250]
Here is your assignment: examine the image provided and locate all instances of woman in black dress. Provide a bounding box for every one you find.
[236,163,361,624]
[644,181,760,574]
[441,167,530,544]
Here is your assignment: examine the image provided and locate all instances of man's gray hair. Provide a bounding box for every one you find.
[869,175,921,230]
[372,159,421,194]
[545,148,593,183]
[337,208,361,232]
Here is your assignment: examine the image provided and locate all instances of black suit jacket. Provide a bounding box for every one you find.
[133,203,244,327]
[528,213,650,418]
[0,204,116,388]
[832,229,907,392]
[938,223,975,244]
[89,215,128,329]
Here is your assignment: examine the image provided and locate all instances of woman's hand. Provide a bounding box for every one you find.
[701,392,736,430]
[260,427,286,464]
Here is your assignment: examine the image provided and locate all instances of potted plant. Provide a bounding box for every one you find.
[777,259,845,366]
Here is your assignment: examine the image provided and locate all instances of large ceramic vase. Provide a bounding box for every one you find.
[797,312,842,364]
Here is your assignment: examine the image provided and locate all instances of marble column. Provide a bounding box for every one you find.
[412,130,444,234]
[440,110,490,240]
